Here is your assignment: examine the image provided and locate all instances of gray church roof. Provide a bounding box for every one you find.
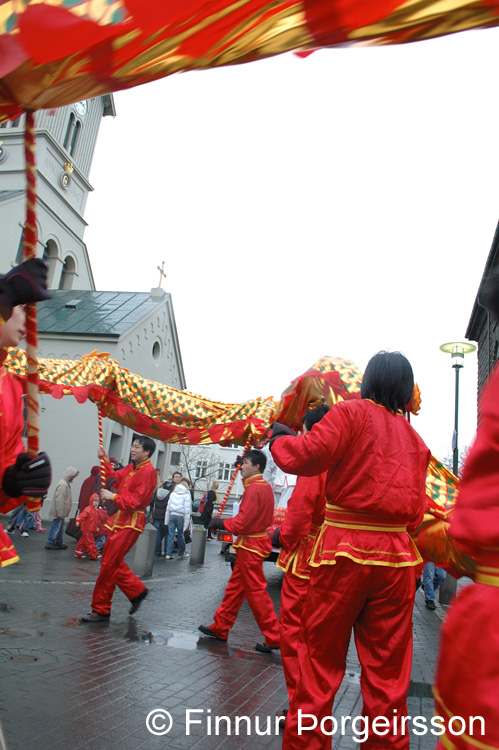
[38,290,166,337]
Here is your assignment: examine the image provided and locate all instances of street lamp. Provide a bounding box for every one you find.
[438,340,476,605]
[439,341,476,475]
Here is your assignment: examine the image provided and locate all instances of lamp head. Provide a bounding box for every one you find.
[440,341,476,369]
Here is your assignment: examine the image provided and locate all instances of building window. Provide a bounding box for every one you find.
[218,462,233,482]
[42,239,59,289]
[152,340,161,363]
[63,113,75,150]
[170,451,180,466]
[69,120,81,156]
[195,460,208,479]
[59,255,77,290]
[11,118,20,127]
[15,228,25,264]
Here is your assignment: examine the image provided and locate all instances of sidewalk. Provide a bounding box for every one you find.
[0,527,447,750]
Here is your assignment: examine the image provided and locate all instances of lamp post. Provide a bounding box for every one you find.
[438,341,476,604]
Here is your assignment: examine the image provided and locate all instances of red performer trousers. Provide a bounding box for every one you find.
[280,571,309,704]
[91,527,146,616]
[212,547,280,645]
[434,582,499,750]
[283,556,415,750]
[75,530,98,559]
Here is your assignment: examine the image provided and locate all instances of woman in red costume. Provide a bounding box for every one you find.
[434,270,499,750]
[0,259,52,567]
[271,351,431,750]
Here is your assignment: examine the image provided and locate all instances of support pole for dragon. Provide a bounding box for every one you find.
[23,110,39,457]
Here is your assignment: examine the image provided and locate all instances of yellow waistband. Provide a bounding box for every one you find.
[325,504,406,533]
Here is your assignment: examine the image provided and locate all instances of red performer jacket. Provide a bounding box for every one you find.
[0,354,26,566]
[225,473,274,558]
[449,365,499,582]
[272,399,430,568]
[277,473,327,579]
[103,457,157,534]
[77,505,100,534]
[0,358,32,515]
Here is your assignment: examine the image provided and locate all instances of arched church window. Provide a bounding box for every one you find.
[63,113,75,151]
[42,239,59,289]
[59,255,77,290]
[69,121,81,157]
[15,228,25,264]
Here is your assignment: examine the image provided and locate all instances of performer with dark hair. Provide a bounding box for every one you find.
[272,405,329,722]
[271,351,431,750]
[434,270,499,750]
[198,449,280,652]
[80,435,157,622]
[0,259,52,566]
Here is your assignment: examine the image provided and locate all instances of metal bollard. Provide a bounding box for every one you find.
[190,519,207,565]
[132,522,157,578]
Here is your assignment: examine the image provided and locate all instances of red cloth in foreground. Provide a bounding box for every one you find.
[434,366,499,750]
[0,356,30,566]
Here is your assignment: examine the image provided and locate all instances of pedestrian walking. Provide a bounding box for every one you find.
[45,467,79,550]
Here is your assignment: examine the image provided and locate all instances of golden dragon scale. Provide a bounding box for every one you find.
[0,0,498,120]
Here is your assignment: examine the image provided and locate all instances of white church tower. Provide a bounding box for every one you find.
[0,96,115,288]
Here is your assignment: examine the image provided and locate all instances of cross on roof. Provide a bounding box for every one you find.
[157,261,166,288]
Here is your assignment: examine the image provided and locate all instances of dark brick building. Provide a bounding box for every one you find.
[466,220,499,392]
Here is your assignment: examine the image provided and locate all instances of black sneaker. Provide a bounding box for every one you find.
[55,544,68,550]
[129,588,148,615]
[45,543,58,550]
[80,611,110,623]
[255,642,280,653]
[425,599,436,610]
[198,624,227,641]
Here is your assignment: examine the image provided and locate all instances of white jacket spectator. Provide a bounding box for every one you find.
[165,483,192,532]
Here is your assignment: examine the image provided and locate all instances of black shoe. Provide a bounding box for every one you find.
[45,543,58,550]
[276,708,288,730]
[80,611,110,623]
[198,624,227,641]
[425,600,436,610]
[129,588,148,614]
[5,527,14,535]
[55,543,68,550]
[255,642,280,653]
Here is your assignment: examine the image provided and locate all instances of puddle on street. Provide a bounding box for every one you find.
[125,620,198,650]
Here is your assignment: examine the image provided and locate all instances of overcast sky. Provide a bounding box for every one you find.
[83,27,499,462]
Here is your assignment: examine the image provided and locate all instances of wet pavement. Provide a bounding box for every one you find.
[0,525,453,750]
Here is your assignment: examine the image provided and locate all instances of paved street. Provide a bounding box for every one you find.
[0,526,449,750]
